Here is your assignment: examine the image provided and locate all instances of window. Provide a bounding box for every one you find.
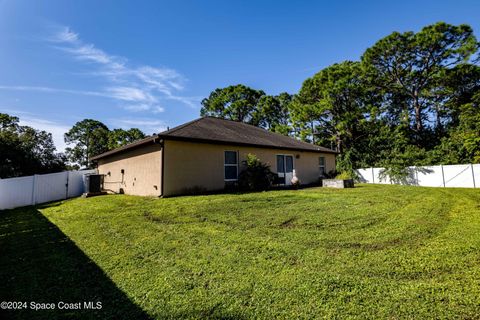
[319,156,326,176]
[224,151,238,181]
[276,155,284,173]
[285,156,293,173]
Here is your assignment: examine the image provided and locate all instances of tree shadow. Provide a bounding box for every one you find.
[356,167,434,186]
[394,167,434,186]
[354,170,368,183]
[0,207,152,320]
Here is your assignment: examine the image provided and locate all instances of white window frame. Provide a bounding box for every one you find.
[319,156,326,176]
[224,150,239,181]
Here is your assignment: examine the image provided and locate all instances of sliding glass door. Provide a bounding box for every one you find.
[276,154,294,185]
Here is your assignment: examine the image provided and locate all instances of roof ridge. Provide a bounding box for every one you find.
[203,116,266,129]
[160,117,205,135]
[160,116,261,135]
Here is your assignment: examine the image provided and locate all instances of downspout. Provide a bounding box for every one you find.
[159,138,165,197]
[152,135,165,197]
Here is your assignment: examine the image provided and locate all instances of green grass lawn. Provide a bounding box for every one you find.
[1,184,480,319]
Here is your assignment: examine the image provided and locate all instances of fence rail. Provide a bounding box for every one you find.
[355,164,480,188]
[0,170,96,210]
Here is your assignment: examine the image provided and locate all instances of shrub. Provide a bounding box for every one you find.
[238,154,276,191]
[335,171,354,180]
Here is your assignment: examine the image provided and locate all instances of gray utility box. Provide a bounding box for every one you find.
[322,179,354,188]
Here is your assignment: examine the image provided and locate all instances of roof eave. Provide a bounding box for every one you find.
[158,135,338,154]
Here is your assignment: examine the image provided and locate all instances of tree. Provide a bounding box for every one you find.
[0,113,66,178]
[439,63,480,127]
[430,91,480,164]
[295,61,374,172]
[108,128,146,150]
[197,22,480,172]
[200,84,265,124]
[362,22,478,142]
[256,92,292,135]
[64,119,109,168]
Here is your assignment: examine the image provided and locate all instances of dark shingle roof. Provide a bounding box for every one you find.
[158,117,336,153]
[92,117,337,160]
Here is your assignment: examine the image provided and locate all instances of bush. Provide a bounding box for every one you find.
[238,154,276,191]
[335,171,354,180]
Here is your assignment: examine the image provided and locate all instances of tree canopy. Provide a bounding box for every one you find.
[362,22,477,139]
[200,84,295,134]
[64,119,110,168]
[64,120,146,168]
[200,84,266,125]
[107,128,146,150]
[0,113,66,178]
[201,22,480,174]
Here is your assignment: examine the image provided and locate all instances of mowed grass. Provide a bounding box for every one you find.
[1,184,480,319]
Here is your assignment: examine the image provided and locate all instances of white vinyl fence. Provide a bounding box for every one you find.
[0,170,96,210]
[356,164,480,188]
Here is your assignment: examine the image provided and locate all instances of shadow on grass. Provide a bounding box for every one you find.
[0,207,151,320]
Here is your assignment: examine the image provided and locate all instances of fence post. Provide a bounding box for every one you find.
[31,174,37,205]
[65,171,70,199]
[441,165,446,188]
[372,167,375,184]
[472,164,476,188]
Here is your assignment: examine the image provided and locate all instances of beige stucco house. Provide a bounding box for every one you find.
[91,117,337,197]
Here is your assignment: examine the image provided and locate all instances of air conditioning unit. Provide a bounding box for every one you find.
[84,174,105,194]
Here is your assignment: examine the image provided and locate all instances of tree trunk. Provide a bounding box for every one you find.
[311,122,315,144]
[413,92,423,133]
[85,132,90,169]
[336,134,342,154]
[435,103,441,131]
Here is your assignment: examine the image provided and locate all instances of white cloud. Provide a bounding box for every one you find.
[122,104,165,113]
[134,66,184,93]
[123,104,151,112]
[62,44,116,65]
[0,85,107,98]
[52,27,78,43]
[106,86,156,103]
[116,119,165,126]
[47,26,199,111]
[111,118,167,134]
[0,26,203,112]
[165,94,201,108]
[0,107,34,116]
[152,106,165,113]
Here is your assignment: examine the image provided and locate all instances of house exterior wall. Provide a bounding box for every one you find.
[96,143,162,196]
[163,139,336,196]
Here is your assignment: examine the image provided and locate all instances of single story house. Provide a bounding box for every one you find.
[91,117,337,197]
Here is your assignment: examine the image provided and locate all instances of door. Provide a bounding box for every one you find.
[276,155,294,185]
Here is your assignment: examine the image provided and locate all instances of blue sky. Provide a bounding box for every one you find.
[0,0,479,151]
